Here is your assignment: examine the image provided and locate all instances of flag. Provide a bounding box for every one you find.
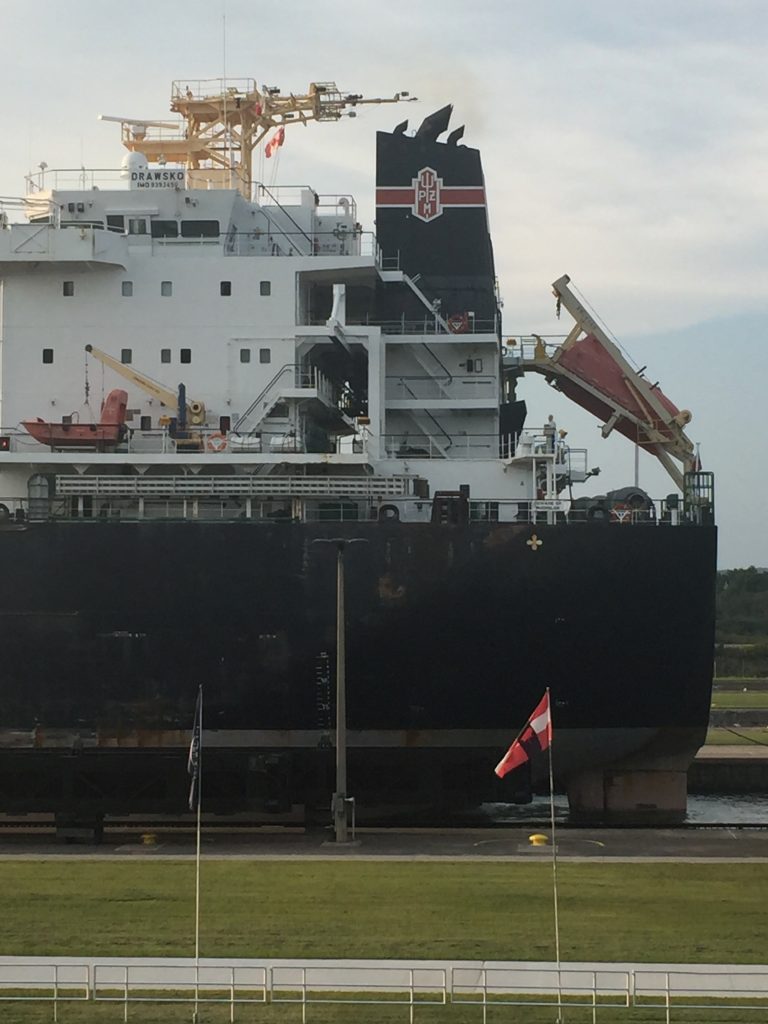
[494,691,552,778]
[188,686,202,811]
[265,125,285,158]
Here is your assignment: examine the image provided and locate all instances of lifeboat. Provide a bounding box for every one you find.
[22,389,128,451]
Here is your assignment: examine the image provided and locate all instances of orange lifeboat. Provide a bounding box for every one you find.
[22,389,128,451]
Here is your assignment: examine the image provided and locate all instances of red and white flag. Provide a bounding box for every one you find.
[265,125,285,158]
[494,691,552,778]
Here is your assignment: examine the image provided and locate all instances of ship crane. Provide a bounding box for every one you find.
[507,275,696,491]
[100,78,416,196]
[84,345,206,428]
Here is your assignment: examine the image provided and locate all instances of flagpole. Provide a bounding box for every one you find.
[547,687,563,1023]
[193,685,203,1024]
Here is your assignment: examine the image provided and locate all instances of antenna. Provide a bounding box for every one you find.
[222,2,230,178]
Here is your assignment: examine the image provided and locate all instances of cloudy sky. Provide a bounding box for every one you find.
[1,0,766,567]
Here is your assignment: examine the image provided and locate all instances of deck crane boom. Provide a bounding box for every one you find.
[84,345,206,427]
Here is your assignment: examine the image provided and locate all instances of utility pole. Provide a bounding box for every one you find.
[334,541,348,843]
[312,537,367,843]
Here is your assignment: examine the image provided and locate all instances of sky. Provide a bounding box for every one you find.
[0,0,766,567]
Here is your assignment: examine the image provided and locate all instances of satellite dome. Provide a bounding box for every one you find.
[120,151,148,180]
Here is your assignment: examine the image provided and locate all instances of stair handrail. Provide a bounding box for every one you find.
[233,363,306,433]
[257,183,315,255]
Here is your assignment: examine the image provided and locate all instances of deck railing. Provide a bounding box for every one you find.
[0,493,706,527]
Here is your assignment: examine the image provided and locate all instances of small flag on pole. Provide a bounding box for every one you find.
[265,125,285,158]
[188,687,202,811]
[494,691,552,778]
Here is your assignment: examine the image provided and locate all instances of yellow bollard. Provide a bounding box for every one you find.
[529,833,549,846]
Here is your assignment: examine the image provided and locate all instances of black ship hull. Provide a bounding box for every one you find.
[0,519,716,825]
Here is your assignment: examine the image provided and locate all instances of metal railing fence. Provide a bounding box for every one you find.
[2,960,768,1022]
[271,965,447,1024]
[93,963,266,1022]
[0,493,698,527]
[0,962,89,1022]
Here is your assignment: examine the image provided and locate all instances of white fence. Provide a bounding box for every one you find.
[1,959,768,1021]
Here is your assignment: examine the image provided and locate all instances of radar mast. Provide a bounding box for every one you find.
[101,78,415,195]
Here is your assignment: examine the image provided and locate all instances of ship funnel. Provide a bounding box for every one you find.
[415,104,452,142]
[446,125,465,146]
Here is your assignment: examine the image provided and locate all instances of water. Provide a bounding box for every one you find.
[483,793,768,826]
[685,793,768,825]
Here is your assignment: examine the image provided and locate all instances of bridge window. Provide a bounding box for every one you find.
[42,349,54,364]
[161,281,173,297]
[107,214,125,232]
[240,348,251,363]
[128,218,147,235]
[181,220,219,238]
[260,281,271,296]
[62,281,74,296]
[151,220,178,239]
[121,281,133,297]
[220,281,232,296]
[160,349,171,364]
[121,349,132,365]
[259,348,271,364]
[180,349,191,364]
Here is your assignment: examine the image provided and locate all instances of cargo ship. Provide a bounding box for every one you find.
[0,78,716,835]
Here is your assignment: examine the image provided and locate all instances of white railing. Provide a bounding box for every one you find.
[633,967,768,1020]
[53,474,414,498]
[271,965,446,1024]
[24,167,128,193]
[0,492,692,527]
[93,963,267,1018]
[502,334,570,363]
[385,376,496,401]
[2,961,768,1022]
[453,966,632,1022]
[383,433,501,459]
[0,962,90,1015]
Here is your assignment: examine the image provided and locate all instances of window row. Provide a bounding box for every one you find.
[106,215,220,239]
[42,347,272,365]
[63,280,272,297]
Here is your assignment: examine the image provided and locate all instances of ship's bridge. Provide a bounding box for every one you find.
[0,176,375,264]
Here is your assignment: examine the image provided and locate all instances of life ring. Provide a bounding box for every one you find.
[206,432,228,453]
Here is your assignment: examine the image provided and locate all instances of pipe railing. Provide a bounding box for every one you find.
[2,961,768,1022]
[0,493,696,527]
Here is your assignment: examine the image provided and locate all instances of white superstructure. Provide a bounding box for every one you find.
[0,78,588,527]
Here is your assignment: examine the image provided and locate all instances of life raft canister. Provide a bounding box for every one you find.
[206,432,228,453]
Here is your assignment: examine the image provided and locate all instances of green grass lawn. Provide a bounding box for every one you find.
[0,859,766,965]
[711,691,768,709]
[704,726,768,745]
[1,859,767,1022]
[4,860,768,1019]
